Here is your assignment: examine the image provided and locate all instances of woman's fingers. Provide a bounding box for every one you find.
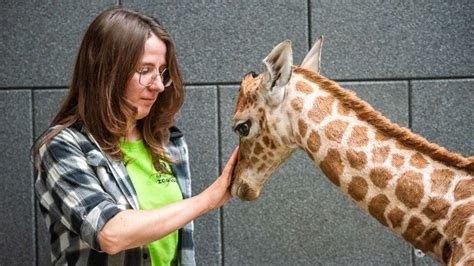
[204,147,239,210]
[222,147,239,175]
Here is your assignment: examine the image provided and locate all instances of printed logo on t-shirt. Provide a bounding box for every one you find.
[150,172,177,185]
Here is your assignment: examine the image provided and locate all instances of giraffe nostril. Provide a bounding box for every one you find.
[238,182,260,201]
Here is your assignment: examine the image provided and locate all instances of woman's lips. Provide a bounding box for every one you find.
[141,97,156,102]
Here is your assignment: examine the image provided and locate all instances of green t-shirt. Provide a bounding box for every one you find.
[120,140,183,266]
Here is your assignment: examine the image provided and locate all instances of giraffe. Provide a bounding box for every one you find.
[230,38,474,265]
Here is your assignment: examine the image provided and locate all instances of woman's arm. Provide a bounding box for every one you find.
[98,147,239,254]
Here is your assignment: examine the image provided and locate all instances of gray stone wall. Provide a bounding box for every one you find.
[1,0,472,265]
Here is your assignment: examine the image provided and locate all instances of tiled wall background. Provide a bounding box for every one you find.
[1,0,472,265]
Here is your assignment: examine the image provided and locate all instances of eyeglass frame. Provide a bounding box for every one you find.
[135,65,172,87]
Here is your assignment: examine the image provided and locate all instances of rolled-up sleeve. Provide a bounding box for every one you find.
[35,129,123,251]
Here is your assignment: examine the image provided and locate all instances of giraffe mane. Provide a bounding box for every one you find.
[294,67,474,173]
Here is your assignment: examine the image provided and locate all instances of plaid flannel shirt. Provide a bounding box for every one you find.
[35,123,196,265]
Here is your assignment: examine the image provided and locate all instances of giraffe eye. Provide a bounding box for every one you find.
[234,121,252,137]
[246,71,258,78]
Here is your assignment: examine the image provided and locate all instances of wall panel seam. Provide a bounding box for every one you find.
[31,88,38,266]
[217,85,225,266]
[307,0,312,50]
[408,80,412,131]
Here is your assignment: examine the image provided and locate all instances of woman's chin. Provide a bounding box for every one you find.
[136,110,151,120]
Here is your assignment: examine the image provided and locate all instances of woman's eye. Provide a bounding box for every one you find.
[138,67,151,74]
[234,121,251,137]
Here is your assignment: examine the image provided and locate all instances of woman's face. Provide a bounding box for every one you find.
[126,33,167,120]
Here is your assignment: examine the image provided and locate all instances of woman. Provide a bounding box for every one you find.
[32,7,238,265]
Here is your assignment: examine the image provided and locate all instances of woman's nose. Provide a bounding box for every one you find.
[148,77,165,93]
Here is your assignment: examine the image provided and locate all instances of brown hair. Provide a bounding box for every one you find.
[294,67,474,173]
[33,7,184,170]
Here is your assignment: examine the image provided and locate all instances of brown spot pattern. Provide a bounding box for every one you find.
[296,80,314,94]
[298,119,308,138]
[250,156,260,164]
[402,216,425,244]
[294,68,473,175]
[375,131,390,141]
[431,169,454,195]
[348,126,369,147]
[422,197,450,222]
[291,97,304,112]
[257,163,268,173]
[308,96,335,123]
[235,78,257,112]
[465,259,474,266]
[454,178,474,201]
[253,142,264,155]
[465,224,474,250]
[419,227,443,253]
[262,136,270,147]
[307,130,321,153]
[444,202,474,238]
[241,140,251,151]
[348,176,368,202]
[346,149,367,170]
[388,207,405,229]
[395,171,424,208]
[372,146,390,164]
[450,244,465,266]
[320,149,344,187]
[324,120,348,143]
[337,102,350,116]
[410,152,429,169]
[392,154,405,168]
[396,142,411,150]
[269,139,276,149]
[370,167,393,188]
[258,119,264,130]
[368,194,390,226]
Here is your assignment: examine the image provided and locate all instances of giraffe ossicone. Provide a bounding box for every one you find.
[230,38,474,265]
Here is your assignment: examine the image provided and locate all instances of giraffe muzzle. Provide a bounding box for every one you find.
[232,180,260,201]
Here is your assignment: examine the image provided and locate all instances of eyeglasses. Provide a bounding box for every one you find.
[136,65,172,87]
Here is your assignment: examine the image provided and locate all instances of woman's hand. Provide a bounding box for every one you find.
[201,147,239,210]
[99,147,240,254]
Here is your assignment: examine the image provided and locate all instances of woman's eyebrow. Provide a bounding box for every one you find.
[139,61,167,70]
[139,61,156,66]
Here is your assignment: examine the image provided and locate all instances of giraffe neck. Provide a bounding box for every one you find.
[284,72,473,263]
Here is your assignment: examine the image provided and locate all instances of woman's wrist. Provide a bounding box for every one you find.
[195,190,215,212]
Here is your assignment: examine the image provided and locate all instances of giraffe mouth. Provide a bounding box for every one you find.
[232,180,260,201]
[230,179,241,198]
[234,182,243,198]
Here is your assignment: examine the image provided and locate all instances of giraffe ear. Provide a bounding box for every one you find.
[301,35,323,74]
[261,40,293,107]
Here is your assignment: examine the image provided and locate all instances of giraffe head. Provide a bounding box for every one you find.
[231,37,324,201]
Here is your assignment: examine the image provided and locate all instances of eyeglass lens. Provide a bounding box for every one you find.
[138,66,172,87]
